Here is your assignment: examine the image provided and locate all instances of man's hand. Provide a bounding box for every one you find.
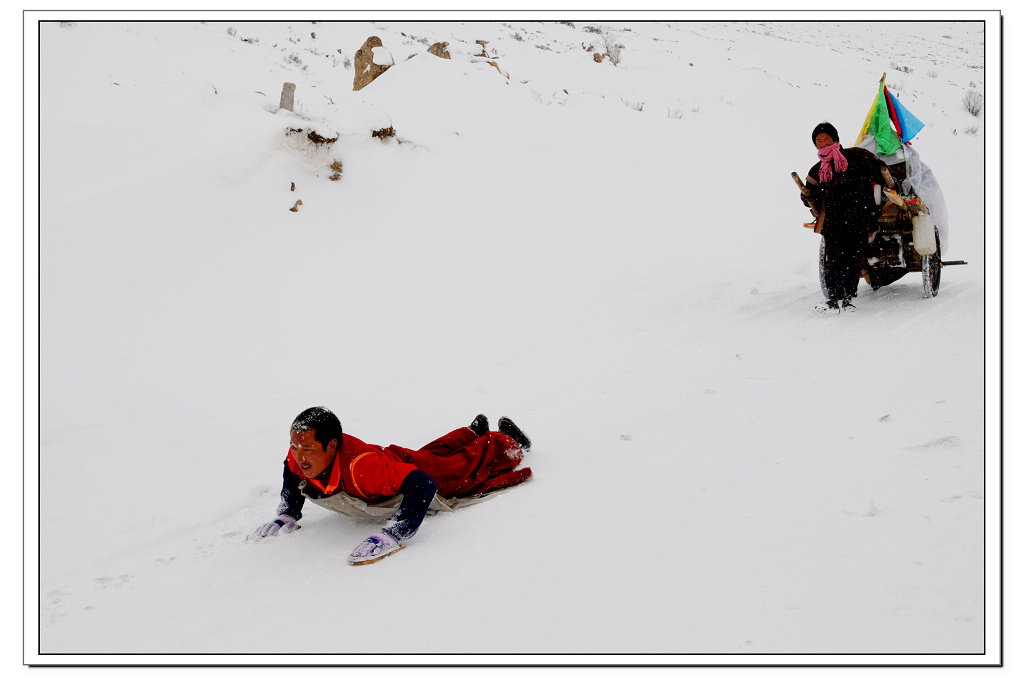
[348,530,404,565]
[250,514,299,539]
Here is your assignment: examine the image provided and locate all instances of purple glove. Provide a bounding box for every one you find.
[348,530,404,565]
[251,514,299,538]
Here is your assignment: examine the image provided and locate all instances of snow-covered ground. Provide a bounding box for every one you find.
[23,10,1008,676]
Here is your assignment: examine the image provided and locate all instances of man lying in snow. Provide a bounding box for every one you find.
[251,406,532,565]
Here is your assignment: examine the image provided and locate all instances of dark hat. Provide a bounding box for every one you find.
[812,122,839,143]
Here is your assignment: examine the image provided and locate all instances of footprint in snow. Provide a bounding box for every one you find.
[94,574,132,589]
[940,490,982,503]
[841,501,884,517]
[908,436,961,451]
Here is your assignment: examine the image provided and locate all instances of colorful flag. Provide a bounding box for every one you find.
[855,74,923,155]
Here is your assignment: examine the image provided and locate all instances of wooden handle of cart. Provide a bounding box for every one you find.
[882,187,905,207]
[881,166,897,190]
[791,172,819,216]
[877,166,912,209]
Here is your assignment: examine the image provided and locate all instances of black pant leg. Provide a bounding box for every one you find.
[824,228,867,301]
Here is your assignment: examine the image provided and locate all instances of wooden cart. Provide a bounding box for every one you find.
[797,164,966,299]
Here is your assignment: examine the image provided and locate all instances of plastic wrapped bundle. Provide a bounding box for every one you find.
[857,135,950,252]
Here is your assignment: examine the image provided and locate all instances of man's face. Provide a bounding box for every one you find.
[290,429,337,477]
[815,133,835,149]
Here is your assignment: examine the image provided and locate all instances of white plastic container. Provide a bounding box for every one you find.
[912,211,937,256]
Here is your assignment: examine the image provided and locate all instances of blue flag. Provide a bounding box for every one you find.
[889,91,924,144]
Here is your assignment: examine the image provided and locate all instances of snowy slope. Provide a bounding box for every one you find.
[29,16,999,666]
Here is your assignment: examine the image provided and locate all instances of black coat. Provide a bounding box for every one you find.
[805,146,888,239]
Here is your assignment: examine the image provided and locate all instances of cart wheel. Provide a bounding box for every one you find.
[818,236,828,299]
[922,228,941,298]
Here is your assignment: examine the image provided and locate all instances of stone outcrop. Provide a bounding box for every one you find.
[470,39,507,79]
[427,41,451,59]
[353,36,392,91]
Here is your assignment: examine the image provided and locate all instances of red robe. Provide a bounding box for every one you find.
[287,427,531,501]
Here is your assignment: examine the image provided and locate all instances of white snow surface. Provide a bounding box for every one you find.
[26,14,1005,672]
[371,45,395,67]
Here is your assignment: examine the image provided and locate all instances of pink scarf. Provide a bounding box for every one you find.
[817,142,848,182]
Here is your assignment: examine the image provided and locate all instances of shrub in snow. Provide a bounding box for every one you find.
[962,90,983,116]
[605,35,624,65]
[582,26,623,66]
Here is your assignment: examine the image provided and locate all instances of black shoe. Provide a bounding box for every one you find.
[498,416,531,452]
[841,297,856,311]
[469,414,489,436]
